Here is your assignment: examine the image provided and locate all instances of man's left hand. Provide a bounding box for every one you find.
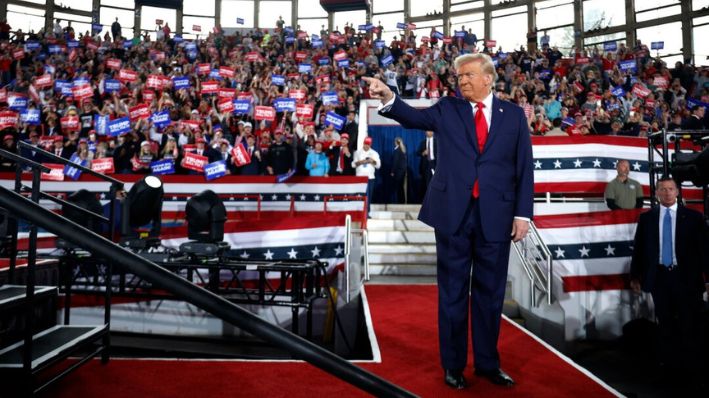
[511,219,529,242]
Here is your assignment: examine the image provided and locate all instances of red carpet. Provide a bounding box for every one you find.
[46,285,618,397]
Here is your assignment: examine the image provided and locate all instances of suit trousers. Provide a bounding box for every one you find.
[434,198,511,372]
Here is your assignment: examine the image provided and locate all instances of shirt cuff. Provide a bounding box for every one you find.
[514,216,531,222]
[377,95,397,112]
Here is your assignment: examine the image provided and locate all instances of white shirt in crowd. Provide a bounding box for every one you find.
[352,147,381,180]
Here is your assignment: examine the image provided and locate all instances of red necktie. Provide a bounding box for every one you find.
[473,102,488,198]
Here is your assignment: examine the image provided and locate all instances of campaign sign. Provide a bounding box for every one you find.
[562,117,576,126]
[104,79,121,93]
[129,104,150,121]
[375,40,385,49]
[273,98,296,112]
[245,52,262,62]
[381,55,393,67]
[13,49,24,60]
[209,69,223,80]
[94,114,109,135]
[150,159,175,175]
[25,41,41,51]
[204,160,227,181]
[107,117,131,137]
[298,64,312,73]
[219,66,235,79]
[276,169,295,183]
[8,94,28,110]
[193,25,202,32]
[151,111,171,128]
[201,81,219,95]
[65,40,79,50]
[296,104,314,120]
[91,157,114,174]
[289,89,306,101]
[295,51,307,62]
[333,51,348,61]
[254,106,276,121]
[0,111,18,129]
[35,74,53,88]
[407,23,416,30]
[173,35,183,43]
[604,41,617,52]
[237,18,244,25]
[55,80,73,96]
[687,97,709,110]
[324,111,346,130]
[653,76,669,89]
[92,23,103,32]
[119,69,138,82]
[272,74,285,86]
[20,109,40,125]
[358,24,373,31]
[233,99,251,114]
[146,74,163,90]
[123,40,133,49]
[485,40,496,48]
[618,59,637,73]
[632,83,651,98]
[396,22,407,30]
[150,50,166,61]
[321,91,339,106]
[230,143,251,166]
[181,152,208,172]
[443,37,452,44]
[432,31,444,39]
[64,154,86,181]
[141,89,155,103]
[286,37,295,44]
[217,98,235,113]
[455,31,466,38]
[48,45,63,54]
[185,42,197,51]
[611,86,626,97]
[173,76,190,90]
[217,88,236,99]
[337,59,350,68]
[41,164,65,181]
[312,39,323,48]
[318,57,330,65]
[651,41,664,50]
[106,58,122,70]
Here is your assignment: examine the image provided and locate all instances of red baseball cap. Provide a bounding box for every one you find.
[363,137,372,145]
[340,133,350,140]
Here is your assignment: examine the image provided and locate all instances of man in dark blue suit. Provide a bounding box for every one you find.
[630,177,708,388]
[363,53,534,390]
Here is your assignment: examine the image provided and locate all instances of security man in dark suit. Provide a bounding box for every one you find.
[630,177,708,389]
[417,130,436,200]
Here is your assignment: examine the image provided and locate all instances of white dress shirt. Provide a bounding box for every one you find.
[658,202,678,265]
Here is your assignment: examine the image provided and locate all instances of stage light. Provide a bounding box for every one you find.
[179,190,230,256]
[671,147,709,187]
[121,175,164,240]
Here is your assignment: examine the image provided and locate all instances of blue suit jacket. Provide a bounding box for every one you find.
[381,95,534,241]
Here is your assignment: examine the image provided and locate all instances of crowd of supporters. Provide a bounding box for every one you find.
[0,17,708,176]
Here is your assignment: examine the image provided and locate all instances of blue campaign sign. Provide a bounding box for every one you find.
[321,91,339,106]
[311,34,320,40]
[73,77,90,87]
[358,24,373,31]
[92,23,103,32]
[273,98,296,112]
[538,69,551,79]
[8,95,27,110]
[286,37,296,44]
[204,160,227,181]
[187,50,197,60]
[651,41,664,50]
[150,159,175,175]
[64,154,86,181]
[107,117,131,137]
[499,52,508,59]
[173,35,183,43]
[209,69,223,80]
[618,59,637,73]
[396,22,407,30]
[603,41,617,52]
[55,80,73,96]
[611,86,626,97]
[432,31,444,39]
[271,74,285,86]
[25,41,40,51]
[123,40,133,49]
[324,111,346,130]
[312,39,323,48]
[172,76,191,90]
[686,97,709,110]
[337,59,350,68]
[455,31,466,38]
[237,18,244,25]
[104,79,121,93]
[492,57,499,67]
[185,42,197,51]
[375,40,385,49]
[67,40,80,49]
[151,111,171,128]
[285,27,294,34]
[562,117,576,126]
[94,114,109,135]
[233,99,251,114]
[276,169,295,183]
[299,63,312,73]
[318,57,330,65]
[607,102,621,111]
[48,45,62,54]
[381,55,393,67]
[20,109,41,125]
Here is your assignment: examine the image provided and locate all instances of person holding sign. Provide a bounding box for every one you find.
[362,53,533,390]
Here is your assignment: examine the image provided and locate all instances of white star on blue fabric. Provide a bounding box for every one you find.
[263,249,274,260]
[314,194,321,201]
[604,244,616,256]
[534,160,542,169]
[287,248,298,259]
[592,159,602,168]
[578,246,590,257]
[554,247,565,258]
[632,161,641,171]
[573,159,583,168]
[553,160,562,169]
[311,246,321,257]
[240,251,250,259]
[271,194,278,200]
[334,246,344,256]
[300,194,307,200]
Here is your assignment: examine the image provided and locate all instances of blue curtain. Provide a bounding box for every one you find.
[368,126,427,204]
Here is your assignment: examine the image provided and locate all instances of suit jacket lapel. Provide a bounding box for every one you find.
[484,96,503,152]
[454,98,478,153]
[651,208,661,258]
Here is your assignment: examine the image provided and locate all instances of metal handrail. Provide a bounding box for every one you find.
[0,188,415,397]
[511,221,553,306]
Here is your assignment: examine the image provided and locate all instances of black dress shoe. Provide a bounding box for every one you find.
[475,368,515,387]
[444,369,468,389]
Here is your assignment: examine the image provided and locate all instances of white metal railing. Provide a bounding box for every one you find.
[511,221,553,306]
[343,214,369,302]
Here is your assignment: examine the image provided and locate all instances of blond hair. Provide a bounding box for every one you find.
[453,53,498,88]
